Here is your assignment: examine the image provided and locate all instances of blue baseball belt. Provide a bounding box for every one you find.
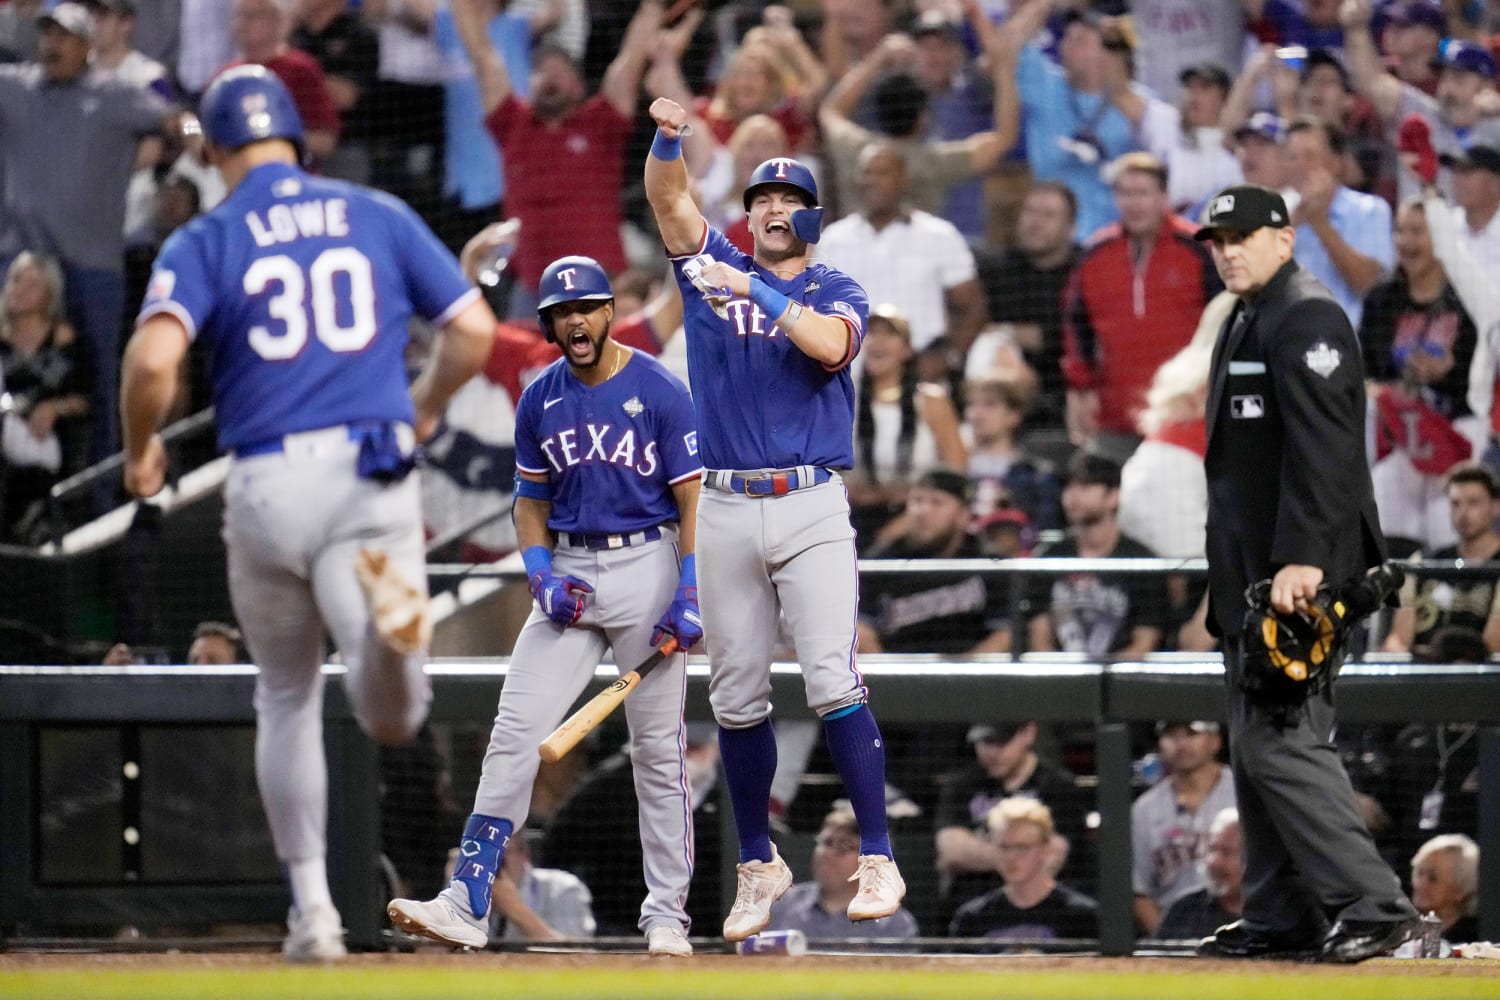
[703,466,833,497]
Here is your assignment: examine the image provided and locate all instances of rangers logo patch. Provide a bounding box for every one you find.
[684,431,698,456]
[804,280,821,294]
[1304,341,1341,378]
[622,396,644,417]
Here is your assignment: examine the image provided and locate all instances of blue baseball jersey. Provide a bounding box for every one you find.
[514,350,701,534]
[671,224,866,471]
[138,162,479,452]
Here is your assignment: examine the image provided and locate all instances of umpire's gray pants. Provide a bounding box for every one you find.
[1223,641,1417,935]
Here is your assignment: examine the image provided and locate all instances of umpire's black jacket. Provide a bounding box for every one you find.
[1203,259,1387,638]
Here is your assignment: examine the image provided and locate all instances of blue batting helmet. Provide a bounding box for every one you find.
[742,157,824,243]
[537,256,614,341]
[199,65,305,156]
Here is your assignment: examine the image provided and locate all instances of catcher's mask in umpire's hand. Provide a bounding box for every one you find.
[1239,562,1405,704]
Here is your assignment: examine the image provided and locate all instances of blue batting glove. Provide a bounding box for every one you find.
[651,554,702,648]
[529,570,594,627]
[651,584,702,649]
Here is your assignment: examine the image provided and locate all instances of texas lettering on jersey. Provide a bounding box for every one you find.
[670,224,868,472]
[537,421,662,478]
[514,351,701,535]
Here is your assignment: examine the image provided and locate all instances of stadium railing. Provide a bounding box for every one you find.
[3,654,1497,954]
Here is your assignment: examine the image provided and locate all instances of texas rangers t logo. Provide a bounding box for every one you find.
[557,268,578,290]
[768,157,797,179]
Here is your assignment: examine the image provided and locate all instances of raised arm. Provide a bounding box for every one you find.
[820,32,914,133]
[599,0,662,118]
[453,0,512,117]
[645,97,708,255]
[526,0,565,37]
[1339,0,1402,123]
[964,3,1021,172]
[996,0,1055,54]
[755,6,829,116]
[1423,187,1500,424]
[642,7,715,176]
[1219,45,1276,135]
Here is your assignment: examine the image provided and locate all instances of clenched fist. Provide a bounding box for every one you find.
[649,97,689,138]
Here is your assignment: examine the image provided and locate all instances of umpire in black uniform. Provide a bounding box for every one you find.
[1192,185,1419,963]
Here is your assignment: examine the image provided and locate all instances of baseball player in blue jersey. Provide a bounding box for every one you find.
[387,254,703,957]
[119,66,496,962]
[644,97,907,941]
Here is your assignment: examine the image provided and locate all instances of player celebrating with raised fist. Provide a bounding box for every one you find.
[388,255,703,958]
[121,66,497,961]
[644,97,906,942]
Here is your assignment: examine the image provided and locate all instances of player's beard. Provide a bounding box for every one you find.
[566,319,612,369]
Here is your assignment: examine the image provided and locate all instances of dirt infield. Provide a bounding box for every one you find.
[4,950,1499,1000]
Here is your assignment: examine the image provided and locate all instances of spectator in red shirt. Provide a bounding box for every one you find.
[453,0,658,319]
[225,0,340,165]
[1062,153,1222,457]
[695,7,824,154]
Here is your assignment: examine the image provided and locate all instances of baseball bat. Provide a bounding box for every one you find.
[538,637,680,763]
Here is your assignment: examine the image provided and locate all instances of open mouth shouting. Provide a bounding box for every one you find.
[565,323,601,365]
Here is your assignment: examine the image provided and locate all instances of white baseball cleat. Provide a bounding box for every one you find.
[646,925,693,956]
[356,547,432,654]
[846,854,905,922]
[722,844,793,942]
[387,888,488,950]
[282,903,347,963]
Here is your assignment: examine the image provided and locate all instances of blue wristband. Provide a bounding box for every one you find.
[514,475,553,501]
[678,553,696,589]
[651,129,683,161]
[748,275,791,324]
[521,545,552,578]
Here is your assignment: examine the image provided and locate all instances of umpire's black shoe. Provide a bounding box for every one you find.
[1319,917,1421,964]
[1196,921,1323,961]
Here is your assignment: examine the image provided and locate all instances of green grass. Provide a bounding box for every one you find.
[4,961,1498,1000]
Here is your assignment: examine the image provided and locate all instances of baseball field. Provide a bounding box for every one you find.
[3,951,1499,1000]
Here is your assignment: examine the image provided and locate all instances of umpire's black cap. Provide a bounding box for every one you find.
[1193,184,1292,240]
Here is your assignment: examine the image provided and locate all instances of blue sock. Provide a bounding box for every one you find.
[823,704,893,858]
[451,813,512,918]
[718,719,778,863]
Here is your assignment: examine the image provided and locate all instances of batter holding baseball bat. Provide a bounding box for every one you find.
[388,255,704,958]
[540,637,680,764]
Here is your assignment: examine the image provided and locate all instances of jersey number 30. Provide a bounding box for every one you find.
[244,248,376,360]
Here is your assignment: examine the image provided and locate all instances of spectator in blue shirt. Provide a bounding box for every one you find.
[1000,5,1139,242]
[1285,114,1393,327]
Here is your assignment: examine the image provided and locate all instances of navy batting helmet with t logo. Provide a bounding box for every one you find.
[199,65,305,156]
[742,157,824,244]
[537,255,614,342]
